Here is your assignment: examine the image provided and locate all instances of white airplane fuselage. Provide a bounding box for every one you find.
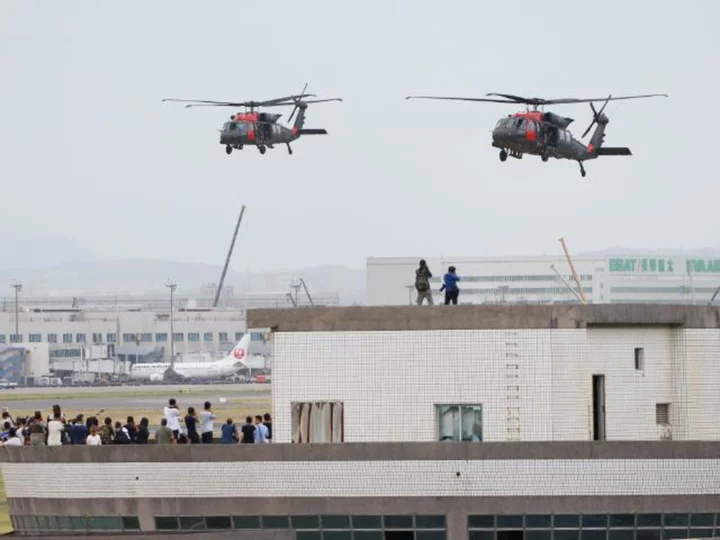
[128,335,251,382]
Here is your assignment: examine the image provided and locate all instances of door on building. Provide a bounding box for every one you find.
[592,374,606,441]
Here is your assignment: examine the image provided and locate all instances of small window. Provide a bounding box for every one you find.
[63,333,72,343]
[291,402,344,443]
[203,332,214,342]
[155,517,179,530]
[235,332,244,341]
[436,404,483,442]
[188,332,200,342]
[656,403,670,425]
[262,515,290,529]
[76,333,86,343]
[10,334,22,343]
[122,516,140,530]
[0,335,5,344]
[321,515,351,529]
[179,516,205,530]
[29,333,42,343]
[219,332,229,342]
[353,515,382,529]
[233,516,261,529]
[292,515,320,529]
[173,333,184,342]
[634,347,645,370]
[205,516,232,529]
[155,333,168,343]
[107,333,117,343]
[140,333,153,343]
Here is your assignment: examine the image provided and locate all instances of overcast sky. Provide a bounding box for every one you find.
[1,0,717,272]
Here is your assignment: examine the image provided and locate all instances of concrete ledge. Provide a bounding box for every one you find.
[3,441,720,464]
[247,304,720,332]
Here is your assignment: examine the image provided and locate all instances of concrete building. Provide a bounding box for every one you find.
[249,305,720,445]
[367,254,720,306]
[3,305,720,540]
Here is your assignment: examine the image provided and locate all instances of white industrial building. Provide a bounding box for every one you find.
[367,253,720,306]
[249,304,720,444]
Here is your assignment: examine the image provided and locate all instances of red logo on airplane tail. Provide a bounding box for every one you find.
[233,348,245,360]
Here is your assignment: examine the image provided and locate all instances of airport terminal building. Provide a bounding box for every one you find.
[366,254,720,306]
[3,305,720,540]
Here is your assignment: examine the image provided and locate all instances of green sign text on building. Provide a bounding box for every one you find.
[686,259,720,273]
[609,258,674,273]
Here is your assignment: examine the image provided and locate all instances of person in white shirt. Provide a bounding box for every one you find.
[199,401,217,444]
[86,425,102,446]
[2,428,23,447]
[47,413,64,446]
[164,398,182,439]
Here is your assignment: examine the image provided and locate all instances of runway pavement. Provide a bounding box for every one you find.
[0,384,271,418]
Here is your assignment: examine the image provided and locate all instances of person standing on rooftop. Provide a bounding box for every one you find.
[199,401,216,444]
[440,266,461,306]
[415,259,434,305]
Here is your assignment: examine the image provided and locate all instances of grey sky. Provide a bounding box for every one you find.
[1,0,717,273]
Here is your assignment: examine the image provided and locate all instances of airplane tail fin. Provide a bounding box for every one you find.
[222,334,251,366]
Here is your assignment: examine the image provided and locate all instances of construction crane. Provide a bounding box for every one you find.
[214,205,246,308]
[558,237,587,304]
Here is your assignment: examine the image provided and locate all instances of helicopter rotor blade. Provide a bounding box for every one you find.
[161,93,318,109]
[405,95,518,103]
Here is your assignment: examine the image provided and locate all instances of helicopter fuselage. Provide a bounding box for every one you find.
[491,112,596,163]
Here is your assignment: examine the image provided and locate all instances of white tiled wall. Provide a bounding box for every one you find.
[3,459,719,499]
[272,328,720,443]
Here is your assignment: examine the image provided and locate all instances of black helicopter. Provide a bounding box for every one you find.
[163,84,342,155]
[406,92,668,177]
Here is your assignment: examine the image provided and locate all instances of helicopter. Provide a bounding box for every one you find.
[163,85,342,155]
[405,92,668,177]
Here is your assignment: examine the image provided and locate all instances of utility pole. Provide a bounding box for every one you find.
[290,282,301,307]
[214,205,246,308]
[166,282,177,365]
[299,278,314,306]
[10,283,22,340]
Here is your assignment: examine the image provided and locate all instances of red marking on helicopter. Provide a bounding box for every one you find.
[247,129,256,142]
[291,126,298,136]
[512,112,544,122]
[525,129,537,142]
[234,112,259,123]
[587,143,595,153]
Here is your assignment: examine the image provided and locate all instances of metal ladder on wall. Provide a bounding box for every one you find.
[504,332,521,441]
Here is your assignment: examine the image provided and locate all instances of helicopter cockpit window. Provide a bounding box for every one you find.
[227,122,237,131]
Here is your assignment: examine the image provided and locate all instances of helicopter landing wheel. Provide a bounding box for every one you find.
[225,145,233,155]
[499,149,508,162]
[579,162,587,178]
[287,143,293,155]
[541,152,549,162]
[258,145,266,155]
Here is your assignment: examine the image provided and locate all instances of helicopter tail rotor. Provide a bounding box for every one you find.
[582,94,612,138]
[288,83,309,123]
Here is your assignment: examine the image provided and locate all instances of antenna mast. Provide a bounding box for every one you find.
[214,205,247,308]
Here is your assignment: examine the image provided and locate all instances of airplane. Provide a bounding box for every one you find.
[128,335,250,382]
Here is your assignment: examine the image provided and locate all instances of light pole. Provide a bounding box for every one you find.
[166,282,177,364]
[10,283,22,340]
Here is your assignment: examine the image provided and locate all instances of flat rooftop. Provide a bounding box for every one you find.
[247,304,720,332]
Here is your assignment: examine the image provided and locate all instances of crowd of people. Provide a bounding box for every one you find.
[0,399,272,446]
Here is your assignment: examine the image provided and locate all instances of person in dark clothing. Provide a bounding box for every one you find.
[136,418,150,444]
[240,416,255,444]
[70,415,89,445]
[440,265,460,305]
[184,407,200,444]
[263,413,272,442]
[99,417,115,445]
[124,416,138,443]
[114,421,130,444]
[415,259,434,305]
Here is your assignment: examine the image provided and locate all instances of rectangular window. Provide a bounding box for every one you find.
[155,517,179,530]
[251,331,264,341]
[188,332,200,342]
[122,517,141,530]
[47,333,57,343]
[140,333,153,343]
[203,332,213,342]
[656,403,670,425]
[232,516,261,529]
[29,333,41,343]
[107,333,117,343]
[235,332,244,341]
[179,516,205,530]
[205,516,232,529]
[122,333,136,343]
[634,347,645,370]
[218,332,228,342]
[291,401,344,443]
[155,333,168,342]
[0,335,5,344]
[76,333,86,343]
[173,333,184,342]
[436,404,483,442]
[10,334,22,343]
[62,333,73,344]
[92,333,103,344]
